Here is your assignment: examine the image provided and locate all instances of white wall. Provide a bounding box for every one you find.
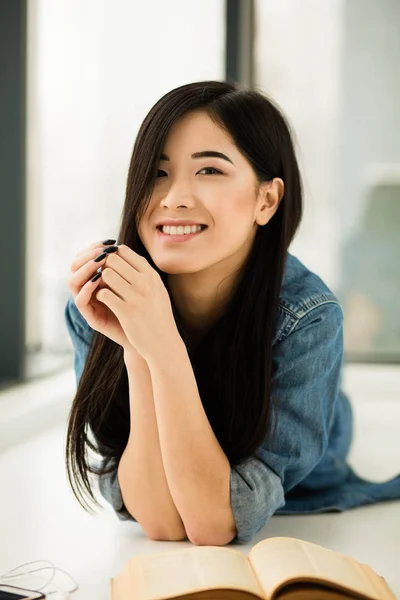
[26,0,225,353]
[255,0,345,289]
[336,0,400,239]
[255,0,400,357]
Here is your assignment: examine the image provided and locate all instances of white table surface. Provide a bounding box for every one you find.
[0,366,399,599]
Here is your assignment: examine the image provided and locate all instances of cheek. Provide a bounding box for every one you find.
[137,223,145,243]
[214,220,250,254]
[217,195,253,229]
[138,212,153,236]
[137,221,153,253]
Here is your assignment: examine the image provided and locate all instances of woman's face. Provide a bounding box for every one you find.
[138,109,283,278]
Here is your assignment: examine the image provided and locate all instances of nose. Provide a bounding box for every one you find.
[161,186,195,210]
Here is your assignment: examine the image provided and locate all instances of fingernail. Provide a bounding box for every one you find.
[94,251,107,262]
[91,271,102,282]
[103,245,119,254]
[102,238,116,245]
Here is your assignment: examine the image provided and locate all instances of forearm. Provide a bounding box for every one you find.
[117,349,187,540]
[147,337,237,546]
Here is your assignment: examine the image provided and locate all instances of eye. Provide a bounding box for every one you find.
[198,167,223,175]
[155,167,223,179]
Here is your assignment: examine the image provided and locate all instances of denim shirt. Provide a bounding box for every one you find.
[64,252,400,544]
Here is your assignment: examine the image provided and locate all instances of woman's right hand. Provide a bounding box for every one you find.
[68,240,133,352]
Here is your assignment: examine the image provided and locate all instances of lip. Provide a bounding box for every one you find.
[156,226,207,243]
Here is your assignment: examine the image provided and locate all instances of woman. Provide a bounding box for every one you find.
[65,80,400,545]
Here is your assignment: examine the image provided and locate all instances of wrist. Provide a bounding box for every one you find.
[146,334,187,371]
[123,345,145,366]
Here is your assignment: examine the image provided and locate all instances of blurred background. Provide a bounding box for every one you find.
[1,0,399,435]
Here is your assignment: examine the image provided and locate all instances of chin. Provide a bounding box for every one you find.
[149,254,202,274]
[156,263,200,275]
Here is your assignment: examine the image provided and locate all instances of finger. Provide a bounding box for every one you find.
[101,266,132,301]
[95,285,124,315]
[101,253,137,286]
[68,251,108,296]
[74,239,116,258]
[113,244,148,274]
[74,271,103,316]
[70,245,115,274]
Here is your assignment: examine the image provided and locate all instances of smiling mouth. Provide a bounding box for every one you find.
[156,225,207,231]
[156,225,208,241]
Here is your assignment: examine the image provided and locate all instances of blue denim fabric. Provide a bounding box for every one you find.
[64,252,400,543]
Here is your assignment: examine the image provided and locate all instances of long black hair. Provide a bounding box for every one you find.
[65,80,303,512]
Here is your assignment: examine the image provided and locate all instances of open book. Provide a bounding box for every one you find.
[110,536,397,600]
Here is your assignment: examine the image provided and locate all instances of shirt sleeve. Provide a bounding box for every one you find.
[96,456,137,522]
[64,294,95,387]
[64,294,137,522]
[229,301,344,543]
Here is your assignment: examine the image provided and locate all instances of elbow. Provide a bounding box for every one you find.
[121,502,189,542]
[146,526,188,542]
[187,524,237,547]
[144,519,236,546]
[186,503,238,546]
[188,530,236,546]
[138,513,189,542]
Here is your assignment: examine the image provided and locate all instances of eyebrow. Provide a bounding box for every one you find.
[159,150,235,166]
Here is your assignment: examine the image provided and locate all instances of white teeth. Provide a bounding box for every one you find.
[161,225,204,235]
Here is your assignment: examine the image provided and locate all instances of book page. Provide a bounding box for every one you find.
[248,537,396,600]
[114,546,265,600]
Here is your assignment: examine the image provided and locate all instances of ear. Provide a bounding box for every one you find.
[255,178,285,226]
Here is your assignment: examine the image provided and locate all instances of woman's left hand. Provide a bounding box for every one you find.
[95,244,179,362]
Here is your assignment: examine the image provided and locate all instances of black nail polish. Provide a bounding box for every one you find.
[103,245,119,254]
[102,239,116,245]
[91,271,102,282]
[94,251,107,262]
